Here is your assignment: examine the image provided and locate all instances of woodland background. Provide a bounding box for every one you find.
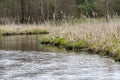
[0,0,120,24]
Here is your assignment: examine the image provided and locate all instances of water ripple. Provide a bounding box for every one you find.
[0,50,120,80]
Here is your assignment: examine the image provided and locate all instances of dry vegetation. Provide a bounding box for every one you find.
[0,19,120,40]
[1,18,120,60]
[40,18,120,61]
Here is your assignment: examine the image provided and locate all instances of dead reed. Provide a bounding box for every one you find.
[1,18,120,60]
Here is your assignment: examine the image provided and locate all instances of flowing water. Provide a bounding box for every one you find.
[0,35,120,80]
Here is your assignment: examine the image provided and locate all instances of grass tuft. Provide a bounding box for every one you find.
[26,29,49,34]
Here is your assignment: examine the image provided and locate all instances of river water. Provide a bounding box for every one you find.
[0,35,120,80]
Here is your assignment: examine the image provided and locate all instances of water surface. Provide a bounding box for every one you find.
[0,35,120,80]
[0,51,120,80]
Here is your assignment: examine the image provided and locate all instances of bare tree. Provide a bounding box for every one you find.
[20,0,26,23]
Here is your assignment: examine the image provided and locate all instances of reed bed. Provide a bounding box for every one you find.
[0,18,120,61]
[40,19,120,61]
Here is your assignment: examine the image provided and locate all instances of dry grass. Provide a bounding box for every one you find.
[0,19,120,41]
[1,18,120,60]
[0,19,120,40]
[39,18,120,60]
[48,19,120,41]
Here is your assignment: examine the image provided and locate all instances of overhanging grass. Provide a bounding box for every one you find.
[39,35,120,61]
[0,19,120,61]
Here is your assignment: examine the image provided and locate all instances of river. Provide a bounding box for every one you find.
[0,35,120,80]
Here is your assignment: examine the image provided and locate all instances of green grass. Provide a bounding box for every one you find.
[39,36,51,44]
[39,36,90,50]
[0,29,49,36]
[115,50,120,61]
[73,39,87,49]
[0,29,6,34]
[26,29,49,34]
[39,35,120,61]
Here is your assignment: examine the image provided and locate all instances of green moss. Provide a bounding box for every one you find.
[114,50,120,61]
[39,36,73,50]
[39,36,51,44]
[40,29,49,33]
[73,39,87,49]
[65,42,73,50]
[0,29,6,34]
[111,36,120,44]
[106,45,115,53]
[39,36,120,61]
[26,29,49,34]
[105,39,120,54]
[51,38,61,45]
[86,43,96,52]
[52,38,64,45]
[0,29,49,36]
[2,31,18,36]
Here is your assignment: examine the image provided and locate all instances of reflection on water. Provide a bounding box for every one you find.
[0,35,38,51]
[0,35,63,52]
[0,35,120,80]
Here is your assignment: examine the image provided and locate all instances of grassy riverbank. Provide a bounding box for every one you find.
[38,18,120,61]
[0,24,49,35]
[0,18,120,61]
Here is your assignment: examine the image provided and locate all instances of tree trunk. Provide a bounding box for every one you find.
[20,0,26,23]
